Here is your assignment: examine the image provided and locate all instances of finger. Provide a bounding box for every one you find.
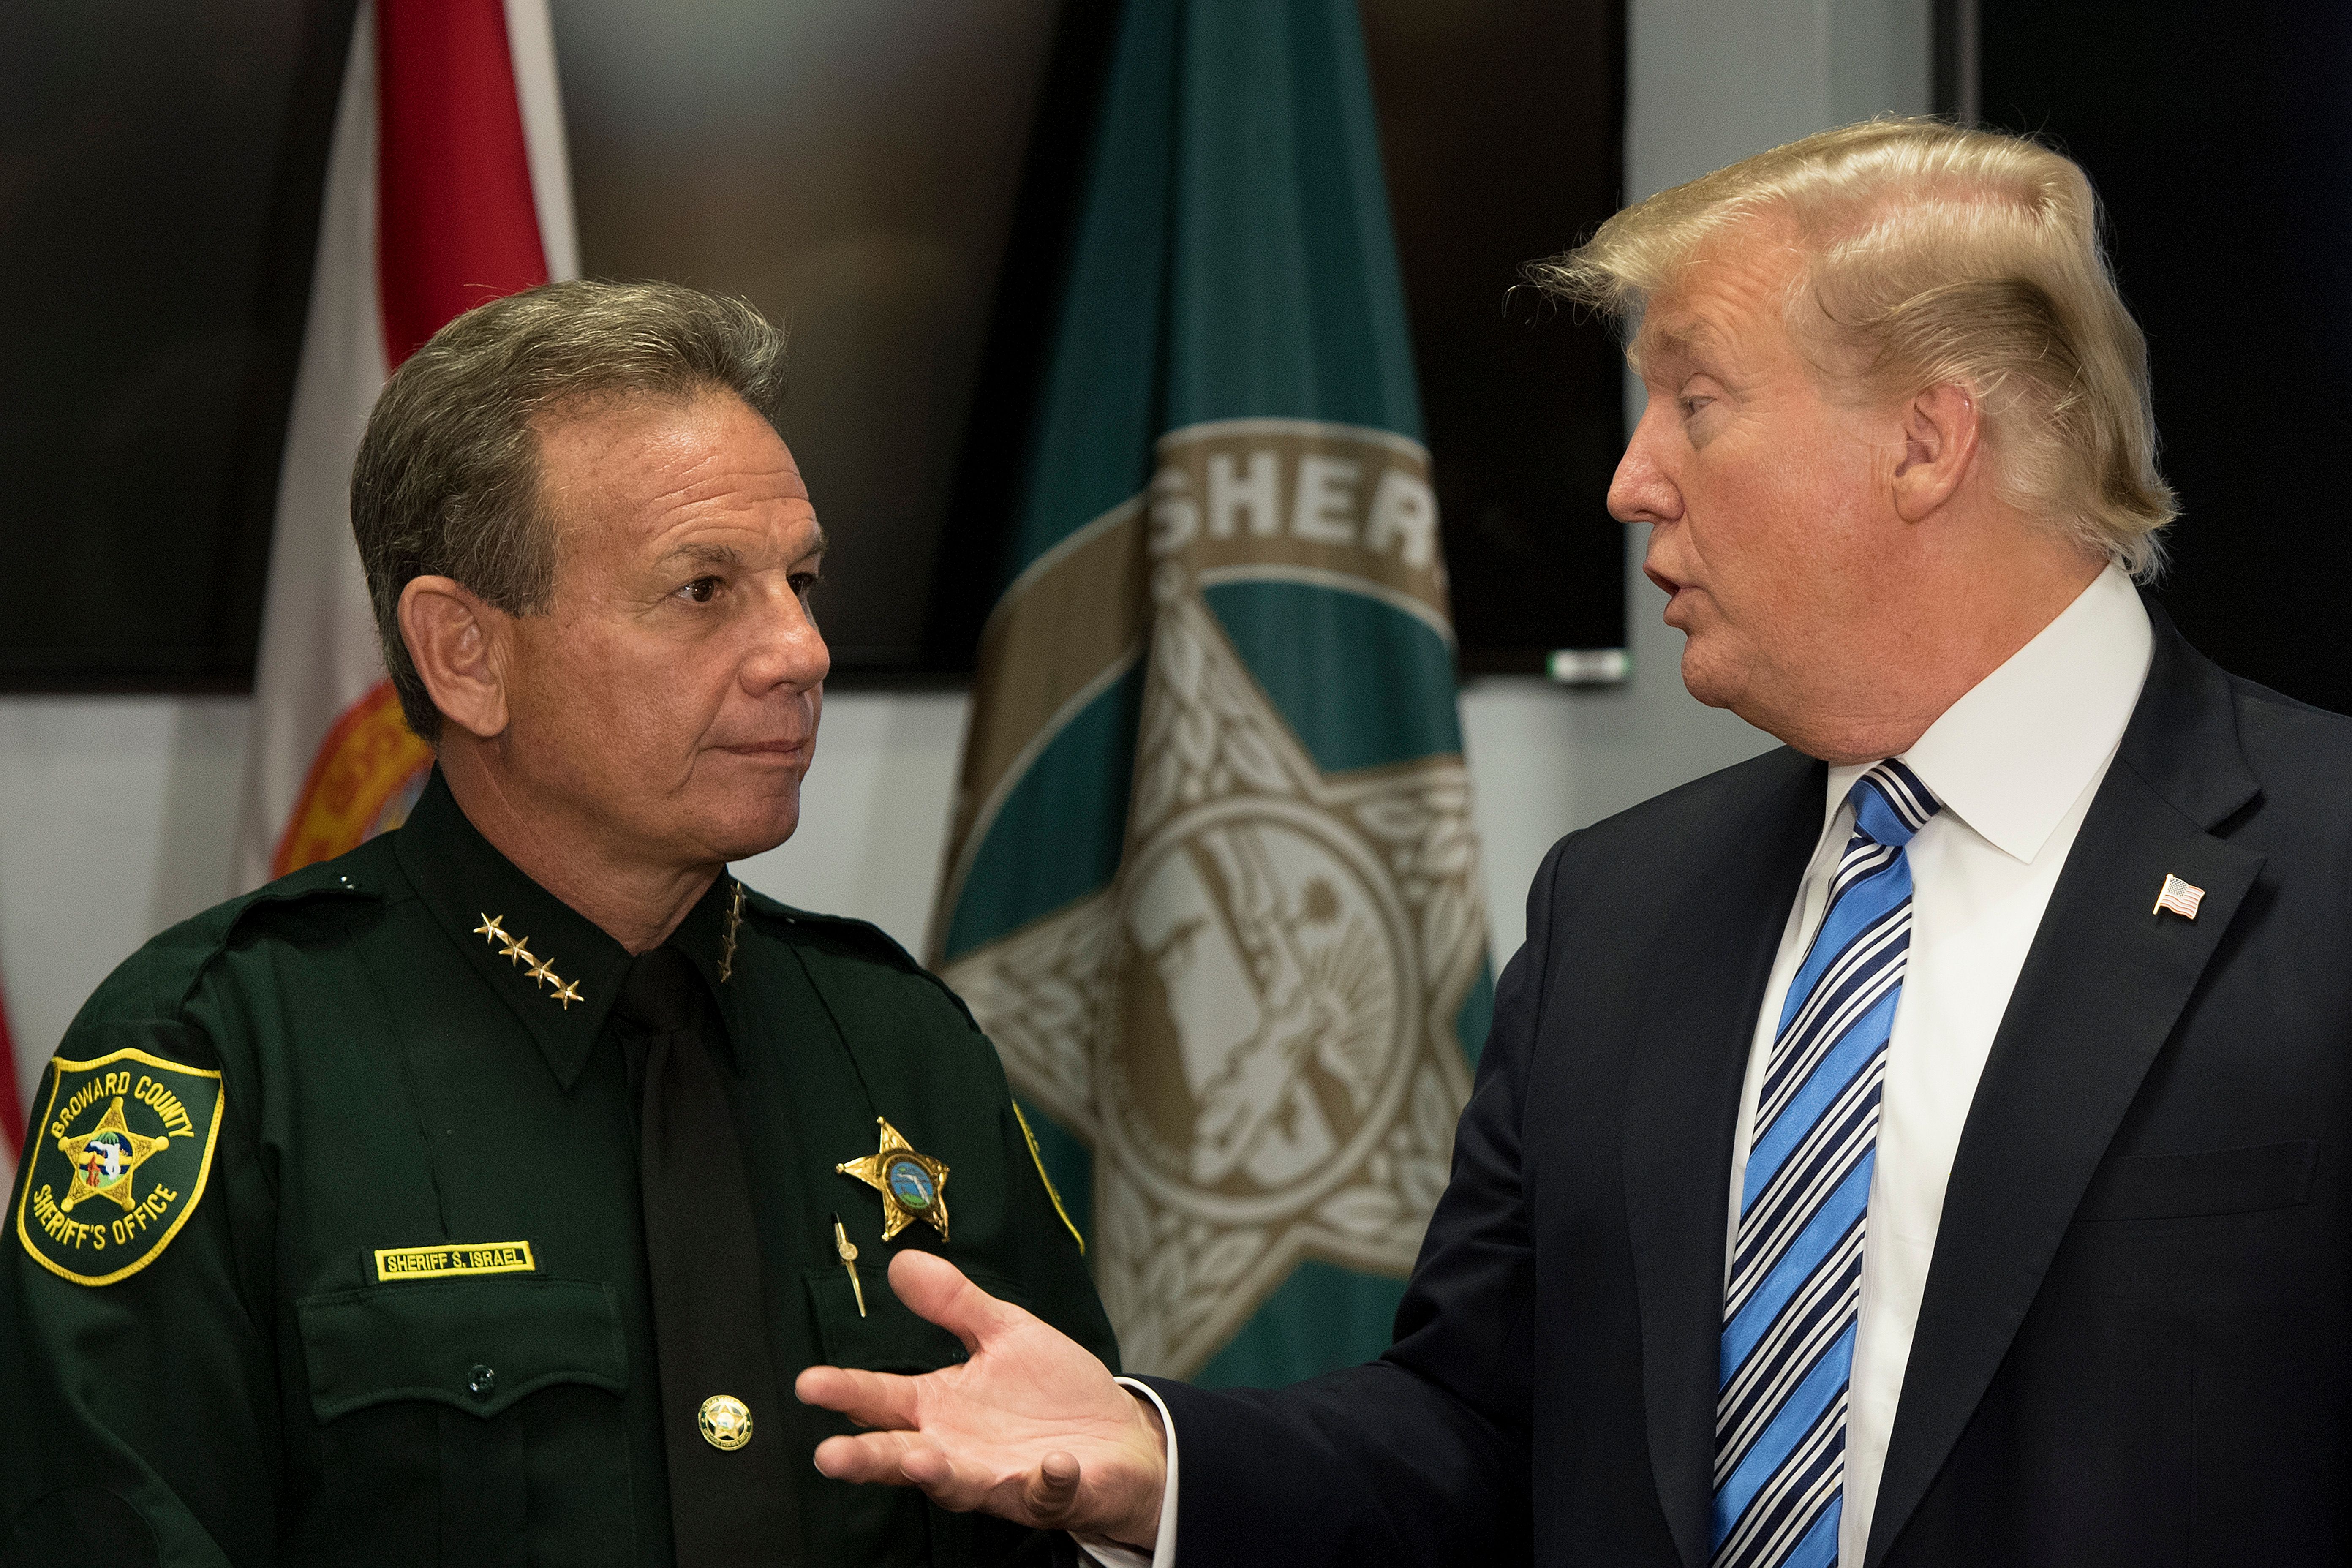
[816,1431,992,1514]
[887,1249,1033,1356]
[795,1363,921,1428]
[1019,1451,1083,1527]
[811,1429,931,1486]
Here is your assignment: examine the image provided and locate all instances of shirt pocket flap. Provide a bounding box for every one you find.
[2077,1138,2319,1222]
[297,1277,628,1422]
[805,1264,1032,1374]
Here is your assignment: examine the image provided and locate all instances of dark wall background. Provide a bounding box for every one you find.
[3,0,1625,690]
[1979,0,2352,715]
[0,0,352,691]
[1361,0,1628,669]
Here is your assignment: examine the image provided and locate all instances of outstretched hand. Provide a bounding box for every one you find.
[795,1250,1168,1549]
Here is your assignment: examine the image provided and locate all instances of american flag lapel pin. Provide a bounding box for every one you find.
[2154,874,2206,920]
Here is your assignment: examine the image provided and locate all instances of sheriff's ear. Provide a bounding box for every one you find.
[1891,381,1983,524]
[398,575,511,739]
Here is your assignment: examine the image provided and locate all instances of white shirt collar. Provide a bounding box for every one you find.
[1824,564,2153,864]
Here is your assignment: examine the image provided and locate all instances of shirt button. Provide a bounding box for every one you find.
[468,1364,497,1397]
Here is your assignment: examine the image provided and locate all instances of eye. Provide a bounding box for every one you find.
[678,576,721,604]
[789,569,823,597]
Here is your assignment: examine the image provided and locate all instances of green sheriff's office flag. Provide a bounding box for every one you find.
[934,0,1492,1384]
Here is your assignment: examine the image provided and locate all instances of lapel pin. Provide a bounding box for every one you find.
[2154,874,2205,920]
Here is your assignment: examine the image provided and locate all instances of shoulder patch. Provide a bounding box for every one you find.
[16,1048,225,1286]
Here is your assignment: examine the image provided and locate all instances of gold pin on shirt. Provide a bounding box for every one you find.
[832,1213,866,1317]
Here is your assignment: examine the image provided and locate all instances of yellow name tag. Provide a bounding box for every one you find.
[373,1241,536,1281]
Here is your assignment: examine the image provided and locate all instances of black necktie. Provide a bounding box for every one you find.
[615,946,802,1566]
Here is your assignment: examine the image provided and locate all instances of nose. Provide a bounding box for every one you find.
[744,580,831,695]
[1606,393,1683,527]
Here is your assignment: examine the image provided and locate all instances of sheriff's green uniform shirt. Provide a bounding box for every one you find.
[1,774,1114,1567]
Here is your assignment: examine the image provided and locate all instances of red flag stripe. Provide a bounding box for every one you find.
[376,0,550,370]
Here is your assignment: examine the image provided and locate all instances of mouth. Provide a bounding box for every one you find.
[717,738,813,761]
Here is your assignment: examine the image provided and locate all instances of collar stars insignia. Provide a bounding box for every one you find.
[474,915,580,1010]
[718,880,746,983]
[836,1117,951,1242]
[54,1096,168,1215]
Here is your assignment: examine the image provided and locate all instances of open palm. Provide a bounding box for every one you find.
[795,1250,1168,1548]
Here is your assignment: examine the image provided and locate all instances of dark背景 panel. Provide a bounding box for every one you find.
[1979,0,2352,714]
[0,0,353,691]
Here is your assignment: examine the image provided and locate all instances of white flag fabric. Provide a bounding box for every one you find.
[232,0,576,891]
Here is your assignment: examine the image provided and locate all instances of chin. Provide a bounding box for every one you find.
[1678,642,1740,712]
[694,790,803,864]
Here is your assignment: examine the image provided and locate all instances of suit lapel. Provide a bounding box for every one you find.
[1863,615,2266,1567]
[1625,749,1826,1568]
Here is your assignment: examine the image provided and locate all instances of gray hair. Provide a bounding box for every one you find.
[350,278,789,742]
[1530,117,2175,578]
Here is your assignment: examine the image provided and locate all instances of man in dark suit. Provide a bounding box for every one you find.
[795,118,2352,1567]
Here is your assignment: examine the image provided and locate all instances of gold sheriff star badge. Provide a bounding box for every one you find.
[56,1097,169,1215]
[836,1118,950,1242]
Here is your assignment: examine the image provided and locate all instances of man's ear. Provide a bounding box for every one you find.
[1890,381,1982,523]
[398,576,511,739]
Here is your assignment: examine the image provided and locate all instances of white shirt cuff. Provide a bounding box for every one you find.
[1073,1376,1178,1568]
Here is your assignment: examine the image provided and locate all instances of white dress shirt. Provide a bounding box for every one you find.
[1075,1378,1179,1568]
[1092,564,2152,1568]
[1727,563,2151,1564]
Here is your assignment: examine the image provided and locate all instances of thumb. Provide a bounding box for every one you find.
[886,1249,1026,1355]
[1021,1451,1084,1527]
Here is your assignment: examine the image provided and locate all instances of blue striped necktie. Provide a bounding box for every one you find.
[1712,760,1940,1568]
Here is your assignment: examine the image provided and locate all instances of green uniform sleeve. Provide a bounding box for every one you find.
[988,1080,1119,1371]
[3,1002,282,1568]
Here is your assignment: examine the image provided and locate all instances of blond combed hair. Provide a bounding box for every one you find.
[1531,117,2175,578]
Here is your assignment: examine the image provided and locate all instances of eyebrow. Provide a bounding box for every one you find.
[663,541,743,572]
[1637,316,1725,364]
[659,528,828,574]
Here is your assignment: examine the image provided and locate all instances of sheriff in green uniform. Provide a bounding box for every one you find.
[0,281,1116,1568]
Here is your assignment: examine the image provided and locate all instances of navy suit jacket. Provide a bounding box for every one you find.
[1145,612,2352,1565]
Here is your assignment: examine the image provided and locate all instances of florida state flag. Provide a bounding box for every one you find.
[232,0,577,889]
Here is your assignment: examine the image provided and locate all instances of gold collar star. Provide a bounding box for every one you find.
[473,915,577,1010]
[837,1117,951,1242]
[55,1096,169,1215]
[718,880,746,983]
